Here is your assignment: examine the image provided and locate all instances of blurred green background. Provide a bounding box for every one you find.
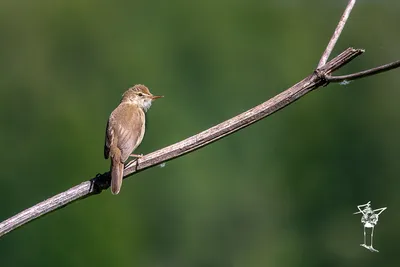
[1,0,399,266]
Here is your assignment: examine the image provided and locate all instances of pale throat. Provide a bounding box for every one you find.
[130,98,152,112]
[141,100,152,112]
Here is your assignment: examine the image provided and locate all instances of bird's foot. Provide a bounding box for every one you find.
[368,246,379,252]
[360,244,379,252]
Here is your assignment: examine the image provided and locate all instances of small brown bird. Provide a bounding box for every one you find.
[104,85,162,194]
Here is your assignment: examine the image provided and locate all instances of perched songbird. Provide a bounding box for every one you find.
[104,85,162,194]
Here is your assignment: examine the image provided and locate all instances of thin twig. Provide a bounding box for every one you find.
[326,60,400,82]
[317,0,357,68]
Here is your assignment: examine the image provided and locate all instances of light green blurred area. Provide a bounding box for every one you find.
[1,0,399,266]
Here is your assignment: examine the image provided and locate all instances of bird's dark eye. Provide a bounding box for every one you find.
[138,93,143,97]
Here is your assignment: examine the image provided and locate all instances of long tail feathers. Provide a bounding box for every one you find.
[111,153,124,195]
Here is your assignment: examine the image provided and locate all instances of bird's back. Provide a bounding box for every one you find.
[104,102,145,162]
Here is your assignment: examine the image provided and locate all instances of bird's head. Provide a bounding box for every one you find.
[122,84,163,112]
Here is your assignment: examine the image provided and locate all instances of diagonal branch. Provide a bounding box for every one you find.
[318,0,357,68]
[1,1,400,239]
[120,49,364,178]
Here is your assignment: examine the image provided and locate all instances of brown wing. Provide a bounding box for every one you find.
[104,103,145,162]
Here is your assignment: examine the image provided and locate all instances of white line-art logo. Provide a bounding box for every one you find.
[354,201,386,252]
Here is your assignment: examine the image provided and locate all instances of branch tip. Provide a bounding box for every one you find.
[317,0,357,68]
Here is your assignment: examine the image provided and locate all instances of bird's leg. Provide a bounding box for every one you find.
[369,227,379,252]
[371,227,374,247]
[360,227,369,250]
[125,155,143,169]
[363,227,366,246]
[125,160,137,169]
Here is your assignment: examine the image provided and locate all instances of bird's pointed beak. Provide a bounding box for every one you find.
[151,95,163,100]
